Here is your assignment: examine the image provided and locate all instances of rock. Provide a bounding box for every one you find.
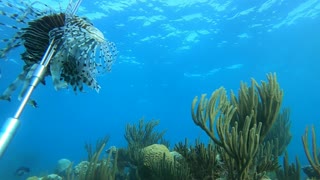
[41,174,62,180]
[74,161,90,176]
[170,151,183,161]
[26,176,40,180]
[303,165,320,179]
[56,158,71,175]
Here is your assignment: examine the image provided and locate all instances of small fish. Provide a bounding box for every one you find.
[14,166,30,176]
[0,67,2,79]
[28,99,38,108]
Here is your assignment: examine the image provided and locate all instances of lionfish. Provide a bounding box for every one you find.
[0,0,117,106]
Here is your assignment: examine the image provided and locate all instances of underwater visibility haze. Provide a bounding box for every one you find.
[0,0,319,179]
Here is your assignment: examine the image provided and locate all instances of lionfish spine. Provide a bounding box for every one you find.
[0,0,117,104]
[0,69,28,101]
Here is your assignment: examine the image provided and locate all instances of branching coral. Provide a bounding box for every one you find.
[85,136,110,162]
[264,108,292,155]
[302,126,320,178]
[191,73,284,179]
[81,137,117,180]
[149,152,191,180]
[192,87,261,179]
[229,73,283,142]
[65,136,118,180]
[255,140,280,174]
[125,118,169,151]
[118,118,170,179]
[276,152,300,180]
[174,139,223,179]
[191,87,236,147]
[219,111,262,179]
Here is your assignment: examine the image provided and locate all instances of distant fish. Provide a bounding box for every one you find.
[14,166,30,176]
[0,67,1,79]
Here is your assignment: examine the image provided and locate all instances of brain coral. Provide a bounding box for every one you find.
[141,144,173,168]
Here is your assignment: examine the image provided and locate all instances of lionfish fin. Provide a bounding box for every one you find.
[50,58,68,91]
[0,69,27,102]
[1,0,116,96]
[18,64,44,106]
[65,0,83,18]
[0,10,26,24]
[0,95,11,101]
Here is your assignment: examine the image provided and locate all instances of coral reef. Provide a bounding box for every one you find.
[124,118,169,151]
[26,177,40,180]
[120,118,169,177]
[46,136,119,180]
[141,144,173,170]
[118,118,174,179]
[138,144,190,180]
[110,118,192,180]
[276,152,300,180]
[229,73,283,141]
[147,153,191,180]
[174,139,224,179]
[55,158,72,176]
[26,73,304,180]
[26,174,63,180]
[191,73,285,179]
[264,108,292,156]
[78,136,118,180]
[84,136,110,162]
[302,126,320,178]
[254,140,280,175]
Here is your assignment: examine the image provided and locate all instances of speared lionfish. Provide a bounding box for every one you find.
[0,0,117,107]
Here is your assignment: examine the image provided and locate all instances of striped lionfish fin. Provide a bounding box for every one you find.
[0,70,27,101]
[1,0,117,98]
[18,63,46,101]
[0,63,43,107]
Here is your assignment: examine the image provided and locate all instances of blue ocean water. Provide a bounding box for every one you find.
[0,0,319,179]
